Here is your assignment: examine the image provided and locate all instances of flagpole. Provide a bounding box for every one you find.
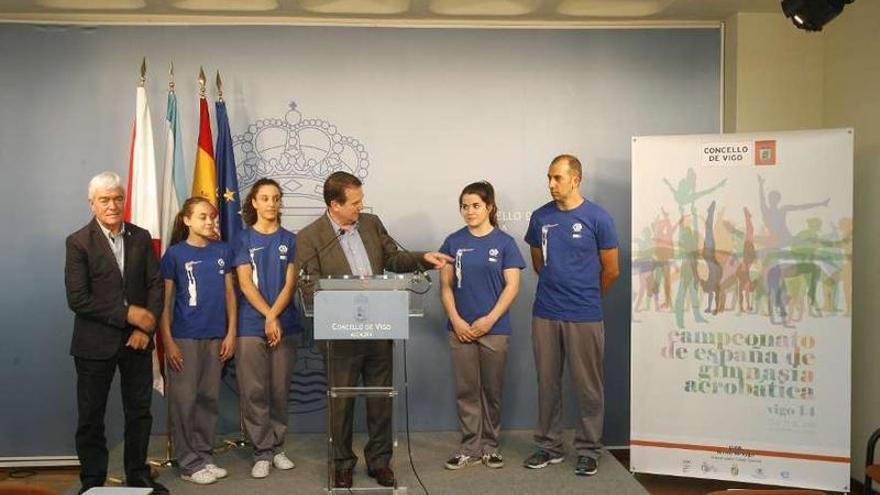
[148,60,175,472]
[198,66,207,98]
[138,57,175,477]
[214,68,249,451]
[216,69,223,103]
[149,362,176,469]
[214,70,249,449]
[109,57,152,485]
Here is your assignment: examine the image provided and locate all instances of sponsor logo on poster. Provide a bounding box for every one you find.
[755,139,777,166]
[700,141,753,167]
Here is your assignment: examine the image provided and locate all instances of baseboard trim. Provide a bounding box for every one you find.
[0,456,80,468]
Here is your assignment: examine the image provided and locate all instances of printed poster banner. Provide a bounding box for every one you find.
[630,129,853,492]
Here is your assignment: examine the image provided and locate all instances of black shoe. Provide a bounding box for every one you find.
[367,466,396,487]
[575,455,598,476]
[333,468,353,488]
[128,476,170,495]
[523,449,564,469]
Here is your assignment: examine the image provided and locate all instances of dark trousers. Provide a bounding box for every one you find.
[74,346,153,490]
[326,340,393,470]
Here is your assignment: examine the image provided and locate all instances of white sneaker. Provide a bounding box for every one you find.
[273,452,296,470]
[251,460,271,479]
[482,452,505,469]
[181,467,217,485]
[205,463,228,479]
[445,454,481,470]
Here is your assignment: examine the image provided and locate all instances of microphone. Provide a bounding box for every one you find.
[383,230,432,284]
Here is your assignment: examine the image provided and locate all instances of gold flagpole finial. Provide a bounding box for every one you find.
[168,62,175,93]
[216,70,224,102]
[139,57,146,87]
[198,66,207,98]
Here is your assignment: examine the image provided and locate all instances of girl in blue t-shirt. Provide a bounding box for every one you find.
[159,196,237,485]
[438,181,526,471]
[232,178,301,479]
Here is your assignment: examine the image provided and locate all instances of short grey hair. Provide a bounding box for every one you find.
[88,171,124,200]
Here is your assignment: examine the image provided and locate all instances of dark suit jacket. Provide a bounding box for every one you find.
[64,218,163,359]
[294,212,426,280]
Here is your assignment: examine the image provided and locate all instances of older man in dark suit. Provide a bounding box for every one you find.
[64,171,167,495]
[295,171,452,489]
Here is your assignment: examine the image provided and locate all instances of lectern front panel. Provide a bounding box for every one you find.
[314,290,410,340]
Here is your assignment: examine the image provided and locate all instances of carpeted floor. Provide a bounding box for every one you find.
[71,430,648,495]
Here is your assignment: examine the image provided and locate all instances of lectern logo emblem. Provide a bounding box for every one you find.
[354,293,369,323]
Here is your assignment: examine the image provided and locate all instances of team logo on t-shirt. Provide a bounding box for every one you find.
[572,222,583,239]
[249,246,266,288]
[488,248,499,263]
[184,260,203,307]
[217,258,225,274]
[278,244,288,260]
[455,248,475,288]
[541,224,559,264]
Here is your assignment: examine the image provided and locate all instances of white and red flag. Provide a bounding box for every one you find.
[123,73,164,394]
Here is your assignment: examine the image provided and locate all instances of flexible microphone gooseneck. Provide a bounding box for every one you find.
[297,226,349,282]
[382,231,434,294]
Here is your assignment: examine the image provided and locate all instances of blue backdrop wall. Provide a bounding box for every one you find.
[0,23,720,458]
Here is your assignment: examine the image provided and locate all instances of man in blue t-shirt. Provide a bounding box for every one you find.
[522,154,620,477]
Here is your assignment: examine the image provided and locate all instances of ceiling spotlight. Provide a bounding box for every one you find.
[781,0,855,31]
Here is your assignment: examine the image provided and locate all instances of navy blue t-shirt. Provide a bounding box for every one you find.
[439,227,526,335]
[524,200,618,322]
[233,227,302,337]
[160,241,232,339]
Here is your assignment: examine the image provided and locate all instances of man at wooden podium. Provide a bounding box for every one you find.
[294,171,452,489]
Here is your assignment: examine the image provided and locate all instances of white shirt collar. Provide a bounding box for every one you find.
[326,211,358,235]
[97,220,126,240]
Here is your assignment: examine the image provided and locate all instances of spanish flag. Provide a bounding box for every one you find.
[191,95,217,206]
